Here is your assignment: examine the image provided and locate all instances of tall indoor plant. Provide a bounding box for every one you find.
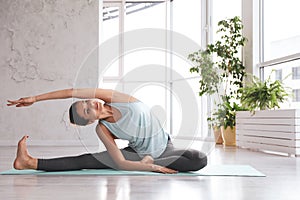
[189,16,247,145]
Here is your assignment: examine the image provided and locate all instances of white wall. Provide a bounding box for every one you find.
[0,0,99,147]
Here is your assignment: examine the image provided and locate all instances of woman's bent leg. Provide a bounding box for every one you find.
[155,143,207,172]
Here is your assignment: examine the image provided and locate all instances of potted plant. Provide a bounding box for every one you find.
[188,16,247,145]
[207,110,223,145]
[209,95,247,146]
[219,96,247,146]
[239,72,289,114]
[189,50,223,144]
[236,72,297,155]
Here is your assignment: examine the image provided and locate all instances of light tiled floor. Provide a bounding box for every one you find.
[0,144,299,200]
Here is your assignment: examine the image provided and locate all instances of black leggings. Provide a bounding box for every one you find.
[37,142,207,172]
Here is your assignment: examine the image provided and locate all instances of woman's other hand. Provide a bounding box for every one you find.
[141,156,177,174]
[151,164,178,174]
[7,97,36,107]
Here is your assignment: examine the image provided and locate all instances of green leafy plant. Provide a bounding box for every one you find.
[209,96,247,129]
[239,72,290,114]
[206,16,247,97]
[189,50,220,96]
[189,16,247,129]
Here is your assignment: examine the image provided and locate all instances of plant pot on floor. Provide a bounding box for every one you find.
[221,126,236,146]
[213,126,223,144]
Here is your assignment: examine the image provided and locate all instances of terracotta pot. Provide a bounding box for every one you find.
[213,126,223,144]
[221,126,236,146]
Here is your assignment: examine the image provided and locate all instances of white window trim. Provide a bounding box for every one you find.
[258,53,300,68]
[242,0,262,77]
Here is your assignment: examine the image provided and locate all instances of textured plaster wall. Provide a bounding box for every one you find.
[0,0,99,146]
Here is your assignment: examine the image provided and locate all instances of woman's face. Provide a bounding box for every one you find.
[75,99,102,124]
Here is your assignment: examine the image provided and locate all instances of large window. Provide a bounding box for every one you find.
[257,0,300,106]
[100,0,211,142]
[263,0,300,61]
[100,0,246,140]
[171,0,206,139]
[212,0,241,42]
[99,0,252,144]
[102,5,122,78]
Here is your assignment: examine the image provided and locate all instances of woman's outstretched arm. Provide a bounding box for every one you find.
[72,88,138,103]
[96,124,177,174]
[7,88,73,107]
[7,88,138,107]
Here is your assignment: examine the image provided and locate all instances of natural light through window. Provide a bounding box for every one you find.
[260,0,300,107]
[263,0,300,61]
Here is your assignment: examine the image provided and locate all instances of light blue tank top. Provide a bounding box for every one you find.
[99,101,168,158]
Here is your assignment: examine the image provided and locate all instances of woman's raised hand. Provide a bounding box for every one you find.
[7,97,36,107]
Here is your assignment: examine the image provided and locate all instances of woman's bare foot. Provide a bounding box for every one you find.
[13,135,37,170]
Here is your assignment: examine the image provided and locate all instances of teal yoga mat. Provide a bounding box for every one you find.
[0,165,265,177]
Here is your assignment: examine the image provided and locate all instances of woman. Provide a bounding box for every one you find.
[7,88,207,173]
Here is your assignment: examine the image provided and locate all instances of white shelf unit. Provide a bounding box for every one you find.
[236,109,300,156]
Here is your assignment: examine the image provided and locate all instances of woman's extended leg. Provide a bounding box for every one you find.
[37,147,141,172]
[13,136,109,171]
[154,142,207,172]
[13,136,141,172]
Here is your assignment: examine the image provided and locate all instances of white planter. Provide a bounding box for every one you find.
[236,109,300,156]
